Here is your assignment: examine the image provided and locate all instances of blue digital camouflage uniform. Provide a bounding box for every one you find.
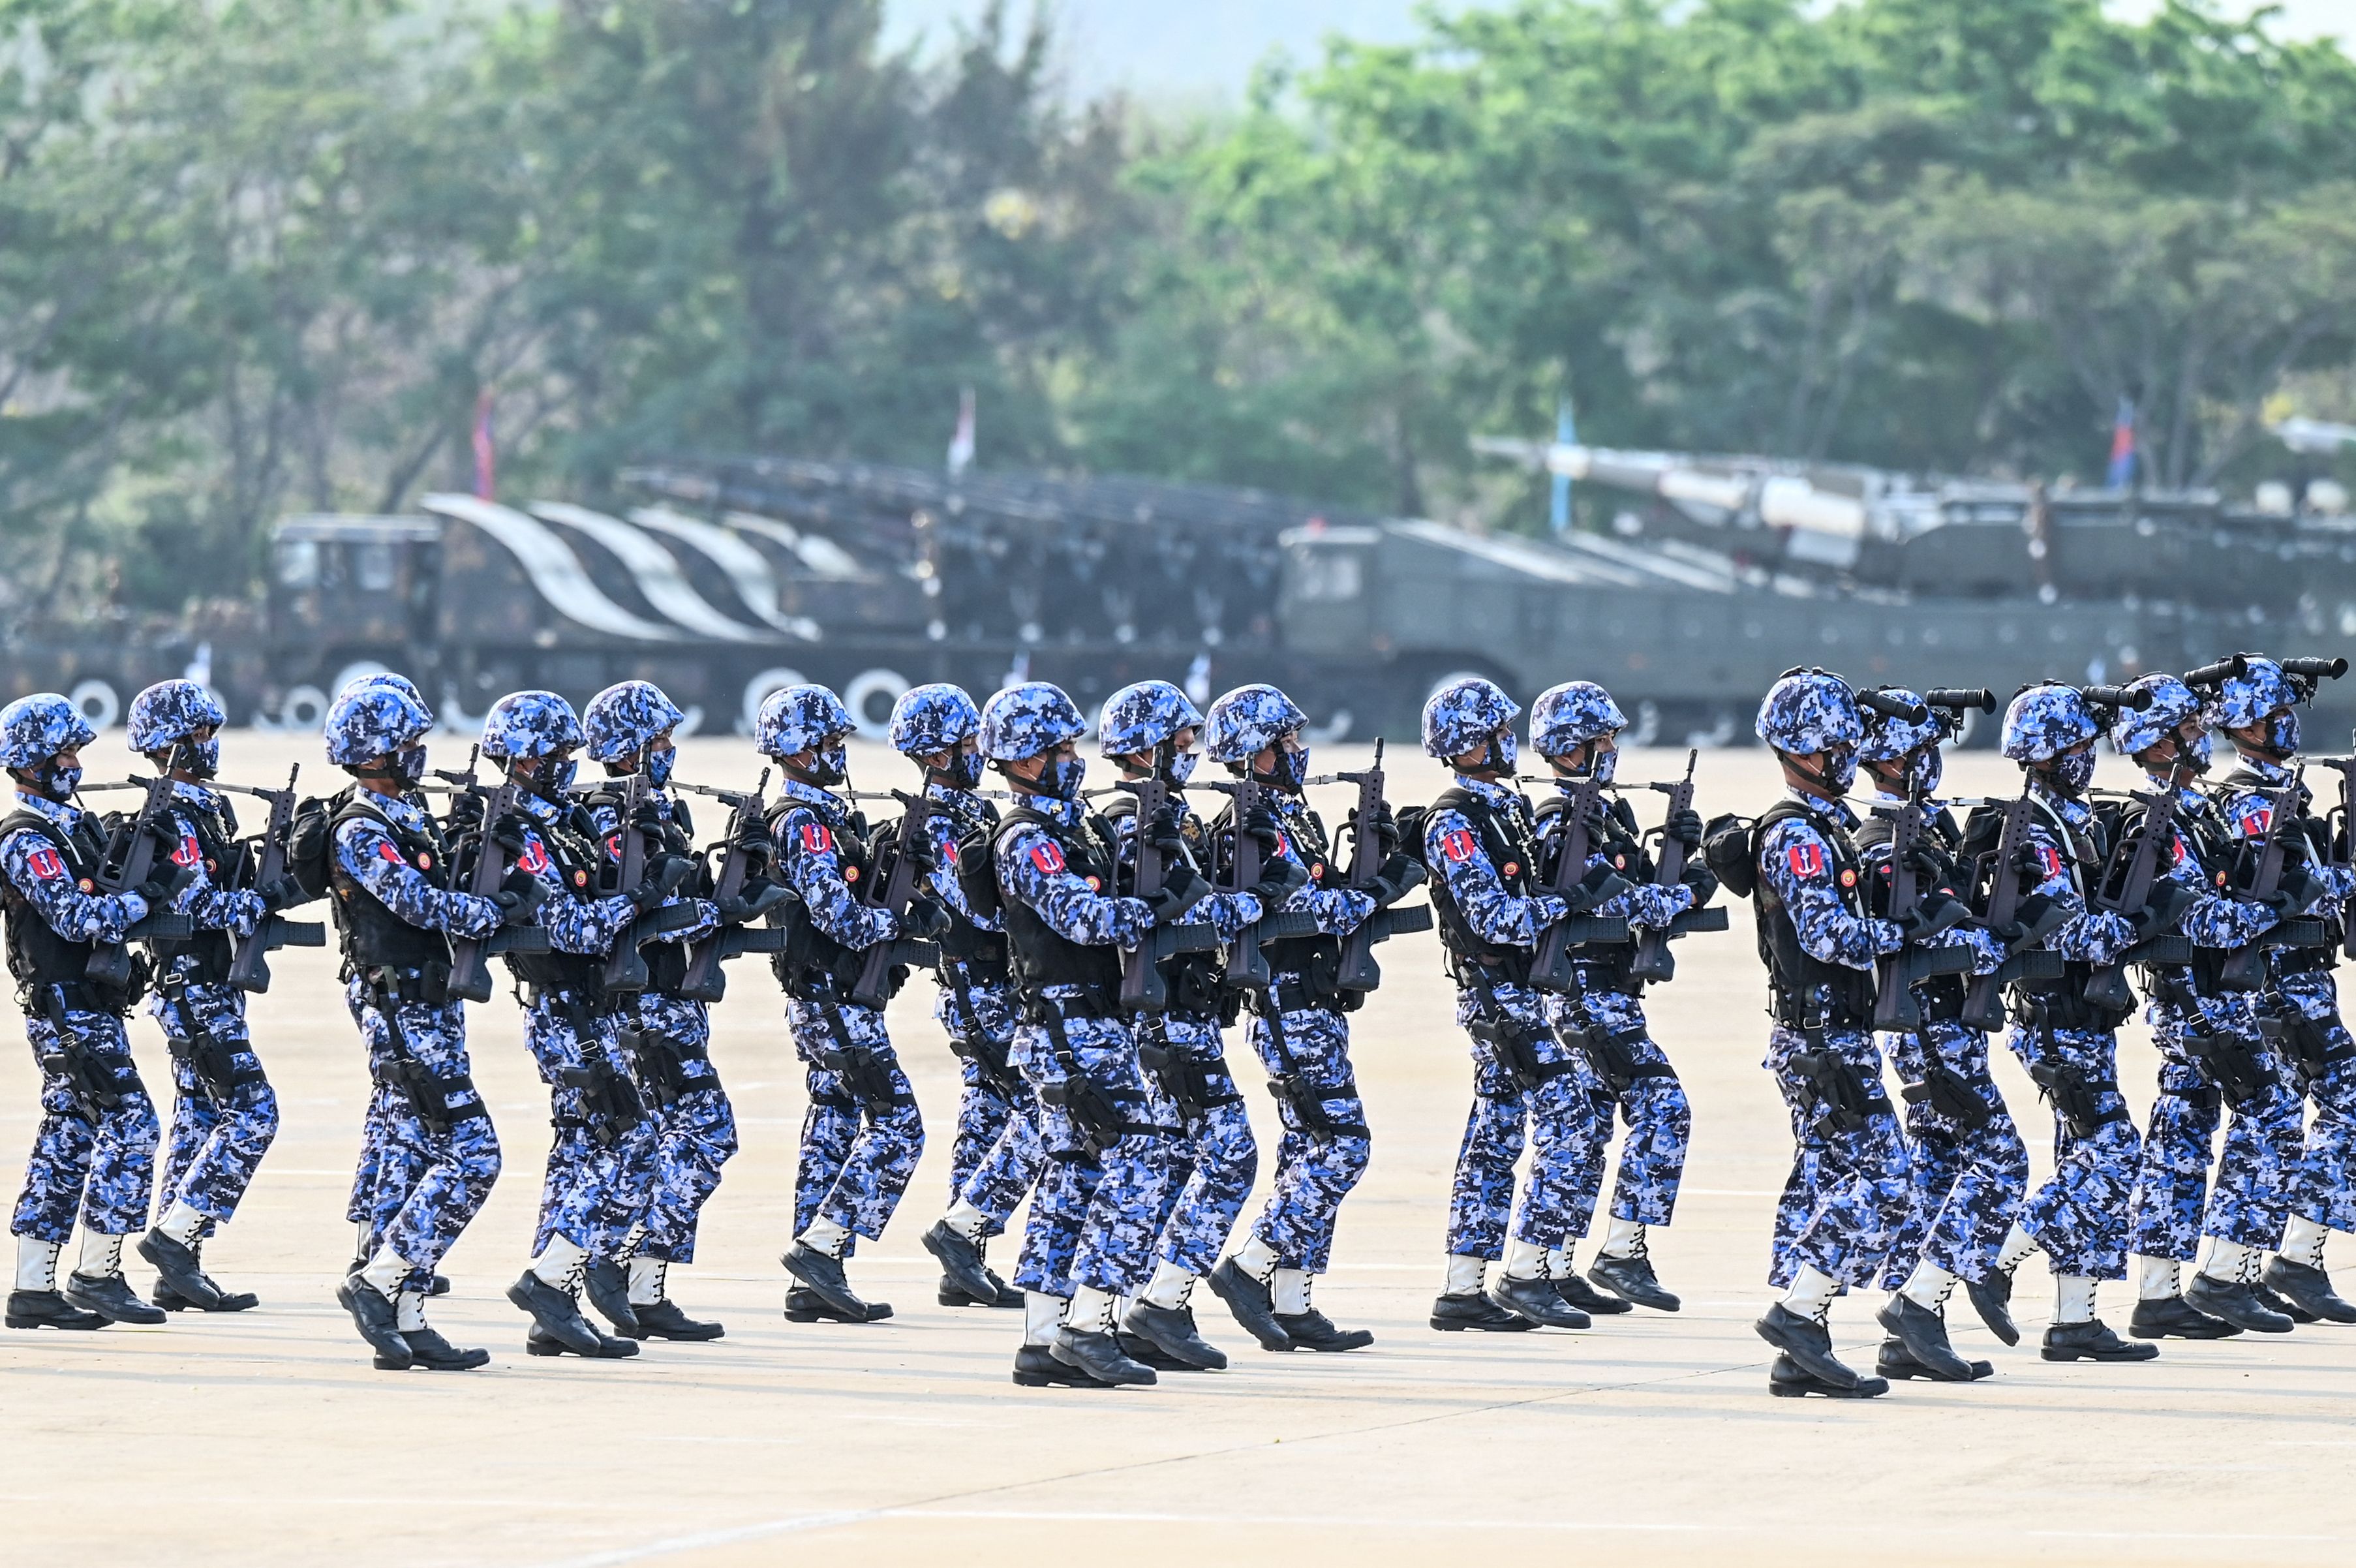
[1756,794,1912,1289]
[1860,790,2026,1291]
[510,788,664,1261]
[1108,792,1262,1277]
[336,793,506,1285]
[1242,787,1375,1276]
[585,788,737,1267]
[2002,782,2142,1282]
[773,777,923,1246]
[147,781,278,1230]
[1426,776,1605,1259]
[916,783,1040,1235]
[1531,788,1698,1233]
[2124,778,2297,1261]
[995,797,1170,1298]
[5,793,161,1244]
[2216,758,2356,1240]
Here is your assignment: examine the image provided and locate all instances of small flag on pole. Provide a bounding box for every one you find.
[472,390,497,500]
[2106,397,2136,489]
[947,387,976,479]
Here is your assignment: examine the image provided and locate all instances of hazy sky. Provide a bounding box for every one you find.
[882,0,2355,101]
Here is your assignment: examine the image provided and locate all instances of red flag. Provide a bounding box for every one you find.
[472,390,497,500]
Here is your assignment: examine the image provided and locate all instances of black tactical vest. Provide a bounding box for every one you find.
[1534,789,1652,990]
[1751,799,1876,1026]
[144,795,240,984]
[1422,785,1542,984]
[1,809,117,996]
[502,809,609,996]
[329,794,453,974]
[765,794,878,999]
[994,806,1124,1001]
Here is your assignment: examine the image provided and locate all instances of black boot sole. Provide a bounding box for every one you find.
[1770,1371,1891,1398]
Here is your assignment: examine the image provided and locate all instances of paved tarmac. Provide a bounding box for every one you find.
[5,732,2354,1566]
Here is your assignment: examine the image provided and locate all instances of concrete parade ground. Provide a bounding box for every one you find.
[6,731,2355,1567]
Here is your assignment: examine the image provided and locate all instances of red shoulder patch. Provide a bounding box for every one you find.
[170,835,202,868]
[605,832,625,861]
[25,847,63,881]
[1786,842,1824,878]
[378,841,405,865]
[2036,845,2064,880]
[516,840,549,876]
[2241,807,2272,837]
[2170,834,2189,865]
[1441,829,1476,864]
[1030,840,1067,876]
[799,822,835,855]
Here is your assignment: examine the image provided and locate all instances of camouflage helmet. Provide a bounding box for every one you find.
[1099,679,1204,758]
[2204,656,2299,731]
[1206,684,1309,765]
[0,694,97,770]
[337,669,427,707]
[481,691,585,761]
[887,683,982,756]
[1856,686,1940,765]
[1422,677,1518,762]
[127,679,226,756]
[1529,681,1625,757]
[979,682,1086,763]
[2001,684,2098,763]
[583,679,684,764]
[755,684,855,761]
[324,685,432,767]
[2111,673,2200,757]
[1756,669,1861,756]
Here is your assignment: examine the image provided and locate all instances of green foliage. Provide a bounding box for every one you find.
[5,0,2356,617]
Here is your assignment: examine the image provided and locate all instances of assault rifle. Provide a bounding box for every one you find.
[1959,777,2065,1030]
[1328,741,1433,996]
[1114,772,1219,1013]
[848,790,947,1009]
[1869,785,1974,1030]
[2083,773,2199,1009]
[1627,750,1728,983]
[674,773,789,1003]
[1527,770,1631,994]
[81,775,194,987]
[2219,770,2312,991]
[435,748,550,1004]
[2314,750,2356,962]
[598,767,702,994]
[1198,775,1274,993]
[218,767,326,993]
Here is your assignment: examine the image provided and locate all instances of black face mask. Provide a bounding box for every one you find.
[393,745,429,788]
[18,761,80,803]
[646,748,675,788]
[936,749,984,790]
[803,742,848,788]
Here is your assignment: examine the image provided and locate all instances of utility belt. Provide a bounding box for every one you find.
[1768,987,1873,1033]
[155,972,265,1105]
[2012,970,2134,1035]
[22,977,138,1021]
[1786,1036,1893,1136]
[620,1024,712,1109]
[360,962,453,1008]
[33,985,143,1121]
[942,951,1011,989]
[551,1056,647,1148]
[1264,968,1347,1017]
[1899,1062,1991,1130]
[2028,1060,2126,1139]
[1133,1019,1243,1122]
[1554,1012,1676,1098]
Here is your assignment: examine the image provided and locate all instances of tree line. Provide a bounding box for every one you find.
[4,0,2353,623]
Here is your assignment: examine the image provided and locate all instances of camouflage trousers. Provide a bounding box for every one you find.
[1241,991,1369,1276]
[1546,983,1691,1229]
[152,981,277,1227]
[524,999,656,1261]
[617,992,736,1265]
[1766,1024,1909,1289]
[788,995,922,1244]
[2006,1024,2138,1281]
[1009,1006,1170,1299]
[12,1006,159,1242]
[1876,1017,2025,1288]
[350,980,500,1289]
[2129,997,2302,1259]
[1452,981,1608,1257]
[1136,1011,1257,1278]
[942,979,1035,1237]
[2275,969,2356,1235]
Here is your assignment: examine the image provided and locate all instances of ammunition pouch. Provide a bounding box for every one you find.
[1899,1062,1991,1130]
[363,962,451,1007]
[2028,1061,2126,1139]
[1467,1009,1578,1096]
[370,1056,485,1139]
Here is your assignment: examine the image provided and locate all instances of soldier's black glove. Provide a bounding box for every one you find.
[716,877,792,926]
[141,814,184,856]
[729,809,773,858]
[1680,861,1720,908]
[1893,889,1968,942]
[1244,805,1285,857]
[629,853,693,911]
[1373,800,1401,857]
[2268,865,2327,917]
[494,869,547,924]
[1246,853,1309,906]
[1369,852,1424,907]
[1563,860,1632,914]
[1140,864,1210,925]
[135,859,200,907]
[896,821,940,876]
[443,791,486,833]
[1664,806,1704,848]
[2129,882,2197,939]
[1901,840,1946,880]
[256,876,309,914]
[1145,801,1189,857]
[488,813,532,859]
[2010,842,2051,880]
[898,896,949,940]
[629,800,669,838]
